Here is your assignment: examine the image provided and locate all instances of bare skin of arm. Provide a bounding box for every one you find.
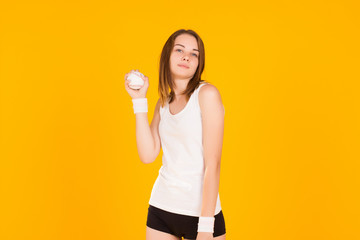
[199,84,225,217]
[124,70,161,164]
[196,84,225,239]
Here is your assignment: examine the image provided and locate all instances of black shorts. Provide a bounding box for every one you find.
[146,205,226,239]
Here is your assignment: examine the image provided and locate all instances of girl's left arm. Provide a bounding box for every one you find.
[198,84,225,218]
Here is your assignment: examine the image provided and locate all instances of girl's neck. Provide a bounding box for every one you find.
[172,78,190,95]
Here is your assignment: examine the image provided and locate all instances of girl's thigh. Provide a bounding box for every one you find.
[184,233,226,240]
[146,226,181,240]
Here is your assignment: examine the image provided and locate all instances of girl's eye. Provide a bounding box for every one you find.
[176,49,198,57]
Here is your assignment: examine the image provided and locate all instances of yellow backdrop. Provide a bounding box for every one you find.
[1,0,359,239]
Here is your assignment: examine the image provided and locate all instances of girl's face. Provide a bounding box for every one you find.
[169,34,199,80]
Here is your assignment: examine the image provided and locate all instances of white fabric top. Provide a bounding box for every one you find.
[148,82,222,217]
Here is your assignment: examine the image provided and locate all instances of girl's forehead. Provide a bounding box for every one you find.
[175,35,198,45]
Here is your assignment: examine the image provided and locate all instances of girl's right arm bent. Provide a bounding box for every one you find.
[124,70,161,164]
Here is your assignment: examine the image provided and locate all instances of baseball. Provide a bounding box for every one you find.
[127,71,145,90]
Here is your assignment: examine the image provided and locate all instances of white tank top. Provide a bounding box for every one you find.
[148,82,222,217]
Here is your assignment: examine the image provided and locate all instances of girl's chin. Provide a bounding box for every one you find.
[172,71,192,77]
[172,75,192,80]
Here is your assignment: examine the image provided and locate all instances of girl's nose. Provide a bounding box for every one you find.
[182,54,190,61]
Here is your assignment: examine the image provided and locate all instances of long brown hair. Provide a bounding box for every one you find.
[158,29,209,107]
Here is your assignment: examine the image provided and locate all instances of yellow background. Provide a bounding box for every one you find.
[1,0,359,239]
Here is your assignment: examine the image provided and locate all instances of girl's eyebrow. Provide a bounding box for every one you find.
[174,44,199,52]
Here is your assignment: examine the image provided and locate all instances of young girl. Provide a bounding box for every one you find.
[125,29,226,240]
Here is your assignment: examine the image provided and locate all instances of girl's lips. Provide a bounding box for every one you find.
[178,64,189,69]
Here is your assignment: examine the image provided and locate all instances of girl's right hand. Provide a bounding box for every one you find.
[124,69,149,99]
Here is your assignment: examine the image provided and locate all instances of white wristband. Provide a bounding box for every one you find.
[197,216,215,233]
[132,98,148,114]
